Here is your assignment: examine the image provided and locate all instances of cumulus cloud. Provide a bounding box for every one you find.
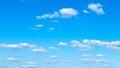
[83,39,120,50]
[0,43,47,53]
[59,8,78,18]
[71,40,91,50]
[88,3,105,15]
[58,42,68,46]
[70,39,120,50]
[36,8,78,20]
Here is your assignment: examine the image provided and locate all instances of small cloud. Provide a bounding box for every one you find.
[48,27,55,31]
[31,47,47,53]
[50,55,57,58]
[35,24,44,28]
[60,8,78,18]
[58,42,68,46]
[83,9,89,14]
[96,54,104,57]
[27,62,37,65]
[88,3,105,15]
[36,12,60,20]
[48,47,58,50]
[7,57,19,61]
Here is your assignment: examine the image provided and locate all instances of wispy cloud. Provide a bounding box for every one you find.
[7,57,19,61]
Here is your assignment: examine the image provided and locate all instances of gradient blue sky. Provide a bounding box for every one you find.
[0,0,120,68]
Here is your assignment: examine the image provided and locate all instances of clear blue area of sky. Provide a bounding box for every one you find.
[0,0,120,68]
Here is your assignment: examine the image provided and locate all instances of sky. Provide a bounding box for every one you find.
[0,0,120,68]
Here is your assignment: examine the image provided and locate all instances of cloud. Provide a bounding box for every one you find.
[7,57,19,61]
[35,24,44,28]
[83,39,120,50]
[59,8,78,18]
[48,27,55,31]
[70,39,120,50]
[36,12,60,19]
[27,62,37,65]
[50,55,57,58]
[88,3,105,15]
[0,43,47,53]
[71,40,91,50]
[48,47,58,50]
[58,42,68,46]
[96,54,104,57]
[36,8,78,20]
[31,47,47,53]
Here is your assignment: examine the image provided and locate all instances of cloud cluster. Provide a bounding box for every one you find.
[0,43,47,53]
[36,8,78,20]
[71,39,120,50]
[83,3,105,15]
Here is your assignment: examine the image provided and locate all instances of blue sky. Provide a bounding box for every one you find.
[0,0,120,68]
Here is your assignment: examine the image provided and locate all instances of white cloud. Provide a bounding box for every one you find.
[36,8,78,20]
[31,47,47,53]
[7,57,19,61]
[36,12,60,19]
[58,42,68,46]
[71,40,91,50]
[0,43,47,53]
[60,8,78,18]
[88,3,105,15]
[83,39,120,50]
[27,62,37,65]
[96,54,104,57]
[48,27,55,31]
[48,47,58,50]
[35,24,44,28]
[50,55,57,58]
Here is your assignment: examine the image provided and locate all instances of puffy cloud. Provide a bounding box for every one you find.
[7,57,19,61]
[71,40,91,50]
[59,8,78,18]
[36,8,78,20]
[70,39,120,50]
[58,42,68,46]
[83,39,120,50]
[0,43,47,53]
[88,3,105,15]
